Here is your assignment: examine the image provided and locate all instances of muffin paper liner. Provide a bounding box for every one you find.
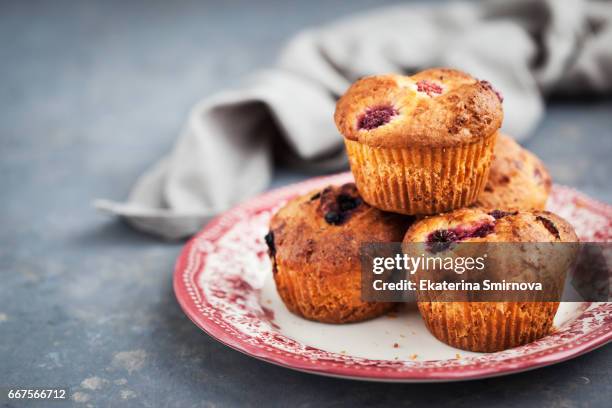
[273,263,394,324]
[417,301,559,352]
[344,132,497,215]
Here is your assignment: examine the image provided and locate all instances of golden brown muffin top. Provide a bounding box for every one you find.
[404,208,577,248]
[477,134,551,210]
[266,183,412,273]
[334,68,503,148]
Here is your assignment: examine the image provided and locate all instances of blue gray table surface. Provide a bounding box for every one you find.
[1,1,611,407]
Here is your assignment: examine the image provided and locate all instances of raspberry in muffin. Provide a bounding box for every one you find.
[477,134,551,210]
[266,183,413,323]
[334,68,503,215]
[403,208,578,352]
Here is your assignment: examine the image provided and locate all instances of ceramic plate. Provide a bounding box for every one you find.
[174,172,612,382]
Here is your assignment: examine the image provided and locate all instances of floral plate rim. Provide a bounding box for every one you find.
[174,172,612,382]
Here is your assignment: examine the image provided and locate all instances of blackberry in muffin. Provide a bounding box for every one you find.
[266,183,412,323]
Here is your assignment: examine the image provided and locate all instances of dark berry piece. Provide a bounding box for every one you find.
[469,223,495,238]
[339,182,359,195]
[429,229,458,242]
[536,216,560,239]
[310,192,321,201]
[318,183,363,225]
[358,106,397,130]
[426,221,496,253]
[488,210,517,220]
[339,201,355,211]
[429,229,459,242]
[338,194,358,211]
[427,229,459,253]
[416,80,443,96]
[499,175,510,184]
[320,186,333,196]
[264,231,275,256]
[479,80,504,102]
[324,211,343,225]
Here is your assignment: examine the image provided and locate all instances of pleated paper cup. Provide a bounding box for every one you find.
[273,263,394,324]
[344,132,498,215]
[417,301,559,353]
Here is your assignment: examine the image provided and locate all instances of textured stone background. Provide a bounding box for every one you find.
[0,0,610,407]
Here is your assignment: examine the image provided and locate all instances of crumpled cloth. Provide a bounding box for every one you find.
[95,0,612,239]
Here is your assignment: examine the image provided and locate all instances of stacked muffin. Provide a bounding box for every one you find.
[266,68,576,352]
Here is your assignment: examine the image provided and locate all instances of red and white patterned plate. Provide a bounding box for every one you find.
[174,172,612,382]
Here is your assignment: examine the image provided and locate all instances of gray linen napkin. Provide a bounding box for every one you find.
[95,0,612,239]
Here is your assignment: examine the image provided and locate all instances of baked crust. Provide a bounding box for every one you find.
[404,207,576,243]
[477,134,552,210]
[267,183,412,323]
[334,68,503,148]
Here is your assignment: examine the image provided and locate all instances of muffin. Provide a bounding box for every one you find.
[334,68,503,215]
[477,134,551,210]
[265,183,412,323]
[403,208,578,352]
